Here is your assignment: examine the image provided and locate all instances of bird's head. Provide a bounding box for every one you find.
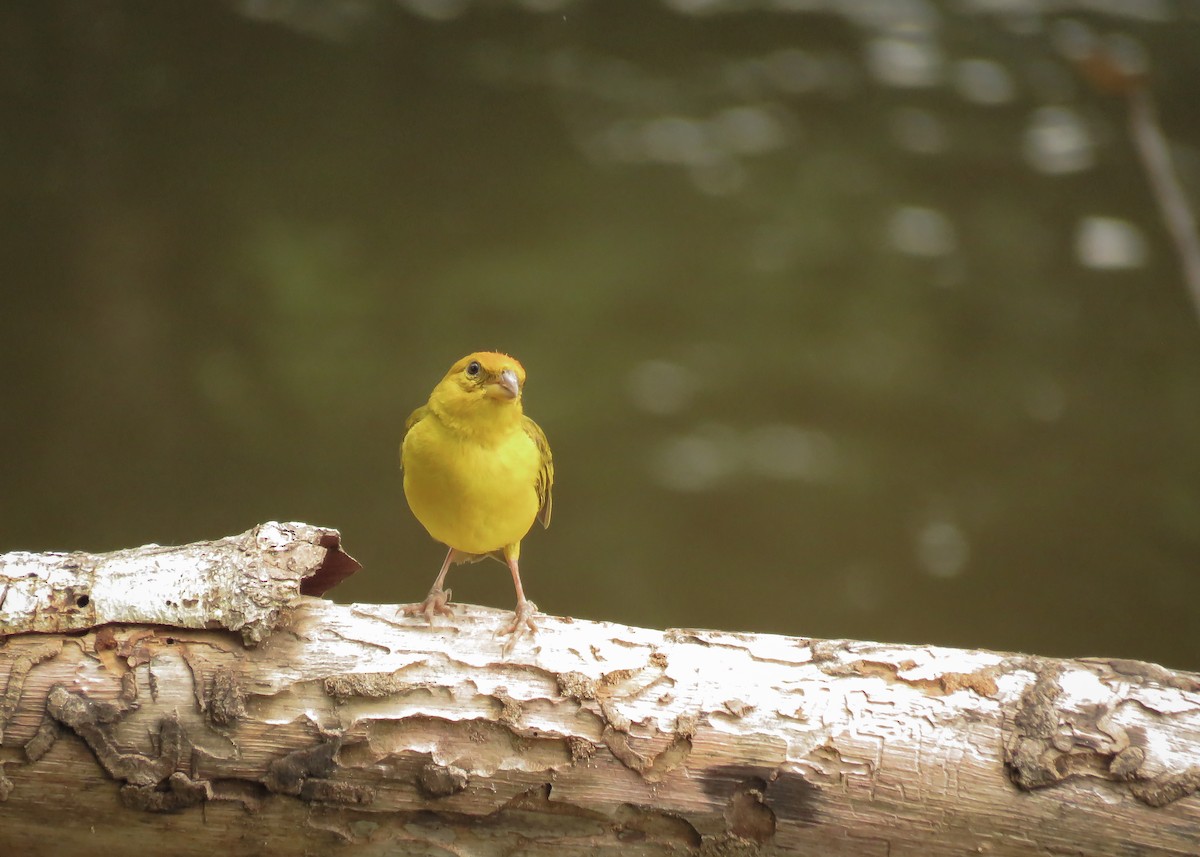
[430,351,527,427]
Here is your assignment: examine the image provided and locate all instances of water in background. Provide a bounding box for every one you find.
[2,0,1198,669]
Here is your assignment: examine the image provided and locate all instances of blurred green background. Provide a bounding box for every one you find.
[2,1,1198,669]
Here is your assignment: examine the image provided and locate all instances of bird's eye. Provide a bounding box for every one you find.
[466,361,481,378]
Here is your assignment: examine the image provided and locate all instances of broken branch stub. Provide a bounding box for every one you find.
[0,522,359,644]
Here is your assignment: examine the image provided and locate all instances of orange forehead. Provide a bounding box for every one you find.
[447,351,526,381]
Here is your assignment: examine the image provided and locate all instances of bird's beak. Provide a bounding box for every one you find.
[486,368,520,400]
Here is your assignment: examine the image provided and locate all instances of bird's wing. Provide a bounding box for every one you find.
[522,415,554,528]
[404,405,429,433]
[399,405,429,470]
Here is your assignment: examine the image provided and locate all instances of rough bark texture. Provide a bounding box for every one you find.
[0,521,359,643]
[1,528,1198,856]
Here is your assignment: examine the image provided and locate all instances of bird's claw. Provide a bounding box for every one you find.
[402,587,454,625]
[499,600,538,653]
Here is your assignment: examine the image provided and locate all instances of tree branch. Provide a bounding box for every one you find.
[1,525,1198,856]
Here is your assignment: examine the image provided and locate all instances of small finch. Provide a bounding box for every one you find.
[400,352,553,639]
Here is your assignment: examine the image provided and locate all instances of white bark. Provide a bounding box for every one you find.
[1,526,1198,856]
[0,522,358,643]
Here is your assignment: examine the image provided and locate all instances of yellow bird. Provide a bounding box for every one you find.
[400,352,553,637]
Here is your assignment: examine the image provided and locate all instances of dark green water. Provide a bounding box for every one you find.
[2,1,1199,669]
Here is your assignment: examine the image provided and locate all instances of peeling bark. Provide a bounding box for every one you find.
[0,522,359,643]
[1,528,1199,856]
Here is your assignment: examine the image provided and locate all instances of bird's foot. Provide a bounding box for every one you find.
[499,599,538,653]
[402,587,454,625]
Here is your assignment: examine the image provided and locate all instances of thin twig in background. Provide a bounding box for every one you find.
[1127,88,1200,326]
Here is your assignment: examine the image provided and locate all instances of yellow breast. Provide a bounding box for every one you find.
[402,414,542,555]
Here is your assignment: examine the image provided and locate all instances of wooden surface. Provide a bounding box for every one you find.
[1,528,1199,855]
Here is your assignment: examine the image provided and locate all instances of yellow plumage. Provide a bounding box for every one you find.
[400,352,553,637]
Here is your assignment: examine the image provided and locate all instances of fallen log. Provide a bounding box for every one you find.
[1,524,1197,856]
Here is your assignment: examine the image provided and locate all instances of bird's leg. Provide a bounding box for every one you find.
[403,547,458,624]
[500,552,538,640]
